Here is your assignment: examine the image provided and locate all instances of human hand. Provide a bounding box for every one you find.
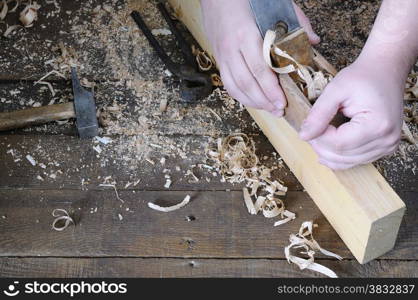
[201,0,320,116]
[299,59,404,170]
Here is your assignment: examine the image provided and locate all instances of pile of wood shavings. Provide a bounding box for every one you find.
[263,30,332,101]
[208,133,295,226]
[285,221,342,278]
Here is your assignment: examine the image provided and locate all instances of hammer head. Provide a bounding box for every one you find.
[71,68,99,138]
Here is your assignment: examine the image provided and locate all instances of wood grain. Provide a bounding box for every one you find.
[0,189,416,259]
[0,103,75,131]
[0,134,302,191]
[0,257,416,278]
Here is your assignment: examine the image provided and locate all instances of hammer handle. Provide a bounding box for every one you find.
[0,103,75,132]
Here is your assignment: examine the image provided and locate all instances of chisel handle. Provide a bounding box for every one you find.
[0,102,75,131]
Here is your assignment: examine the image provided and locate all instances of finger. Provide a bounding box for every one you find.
[318,159,356,170]
[310,115,377,154]
[240,34,286,110]
[219,65,257,108]
[310,114,400,157]
[312,137,399,165]
[299,84,344,141]
[293,2,320,45]
[229,52,277,111]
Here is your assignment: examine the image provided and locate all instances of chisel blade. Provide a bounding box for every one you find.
[249,0,300,38]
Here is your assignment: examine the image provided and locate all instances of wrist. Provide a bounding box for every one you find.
[355,46,412,87]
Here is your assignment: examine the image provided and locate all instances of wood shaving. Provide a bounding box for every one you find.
[3,24,20,37]
[19,2,40,27]
[192,45,214,71]
[263,30,332,101]
[402,121,418,145]
[164,178,172,188]
[151,28,171,36]
[185,169,199,183]
[208,133,293,226]
[25,154,36,166]
[52,209,74,231]
[285,221,342,278]
[148,195,190,212]
[0,0,7,20]
[99,183,124,203]
[35,81,55,96]
[211,73,223,87]
[95,136,113,145]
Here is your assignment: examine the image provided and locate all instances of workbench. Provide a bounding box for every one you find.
[0,0,417,277]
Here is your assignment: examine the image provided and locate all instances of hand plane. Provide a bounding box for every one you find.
[249,0,314,67]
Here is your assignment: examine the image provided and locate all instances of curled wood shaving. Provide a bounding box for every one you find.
[19,2,40,27]
[208,134,294,226]
[99,184,124,203]
[52,209,74,231]
[148,195,191,212]
[285,221,342,278]
[263,30,332,101]
[192,45,214,71]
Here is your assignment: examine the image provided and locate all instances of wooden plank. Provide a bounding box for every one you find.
[168,0,406,264]
[0,134,302,191]
[0,189,416,259]
[0,189,349,258]
[0,0,190,82]
[0,0,118,81]
[0,80,257,137]
[0,257,416,278]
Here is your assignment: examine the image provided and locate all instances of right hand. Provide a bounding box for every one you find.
[201,0,320,116]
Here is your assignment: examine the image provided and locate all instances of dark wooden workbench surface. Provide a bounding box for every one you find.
[0,0,417,277]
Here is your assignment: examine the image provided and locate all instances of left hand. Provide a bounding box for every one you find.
[298,59,404,170]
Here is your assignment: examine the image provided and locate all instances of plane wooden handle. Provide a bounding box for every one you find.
[0,102,75,131]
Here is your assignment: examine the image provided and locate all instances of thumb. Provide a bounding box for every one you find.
[299,86,343,141]
[292,2,320,45]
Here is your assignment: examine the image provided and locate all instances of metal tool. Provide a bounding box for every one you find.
[249,0,314,67]
[0,68,99,138]
[249,0,300,38]
[131,3,213,102]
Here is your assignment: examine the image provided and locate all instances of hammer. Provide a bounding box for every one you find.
[0,68,99,138]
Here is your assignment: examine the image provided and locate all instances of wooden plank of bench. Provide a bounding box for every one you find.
[0,189,350,258]
[168,0,406,264]
[0,133,302,191]
[0,189,417,259]
[0,257,416,278]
